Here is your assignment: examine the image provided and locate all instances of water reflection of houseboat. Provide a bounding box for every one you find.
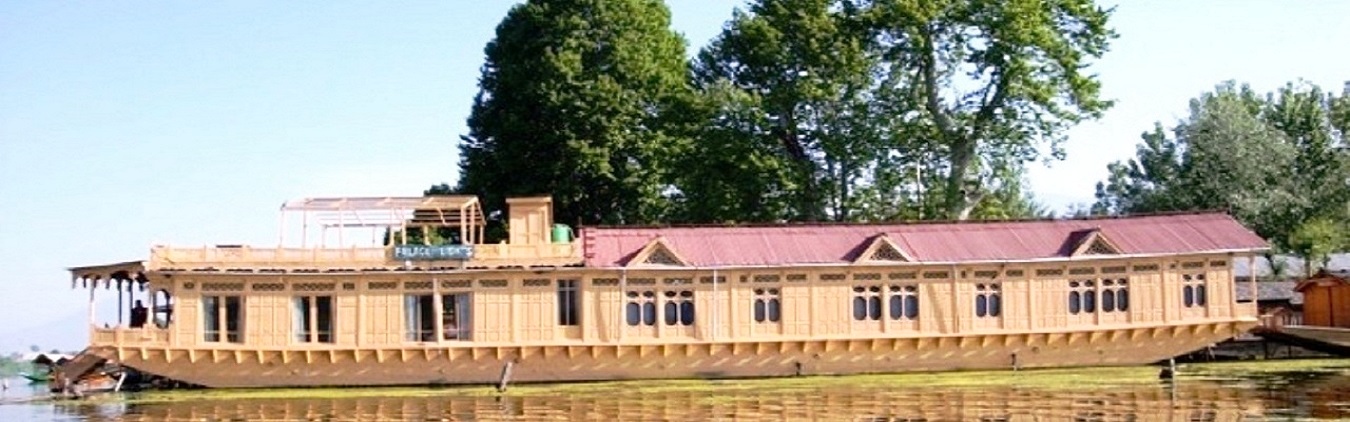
[64,195,1268,388]
[54,384,1265,421]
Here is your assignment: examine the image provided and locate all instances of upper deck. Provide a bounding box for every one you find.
[145,195,581,272]
[146,242,582,271]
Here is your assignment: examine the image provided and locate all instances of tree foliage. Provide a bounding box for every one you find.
[455,0,1110,226]
[1287,216,1349,276]
[674,0,1111,222]
[856,0,1115,219]
[1094,81,1350,258]
[685,0,877,222]
[456,0,691,226]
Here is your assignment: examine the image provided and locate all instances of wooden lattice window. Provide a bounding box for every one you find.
[441,280,472,289]
[295,282,336,292]
[1083,238,1117,255]
[202,282,245,292]
[645,248,682,265]
[250,283,285,292]
[1132,264,1160,272]
[402,281,433,290]
[523,279,552,287]
[752,274,781,283]
[871,243,908,261]
[1069,267,1096,276]
[921,271,950,279]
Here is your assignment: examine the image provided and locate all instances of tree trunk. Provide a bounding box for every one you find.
[944,139,979,220]
[776,109,821,221]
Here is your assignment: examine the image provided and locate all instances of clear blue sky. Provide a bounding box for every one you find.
[1,1,1347,353]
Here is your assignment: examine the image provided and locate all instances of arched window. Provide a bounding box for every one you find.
[853,296,868,321]
[1183,274,1206,308]
[975,294,988,317]
[1102,290,1116,312]
[754,288,780,323]
[153,289,174,329]
[1083,280,1096,312]
[641,291,657,326]
[664,301,679,326]
[754,296,767,323]
[625,302,641,326]
[1118,288,1130,311]
[767,291,781,322]
[988,291,1002,317]
[867,286,882,321]
[1069,290,1081,314]
[853,286,882,321]
[679,291,695,326]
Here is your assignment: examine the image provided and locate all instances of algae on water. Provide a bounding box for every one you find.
[86,359,1350,405]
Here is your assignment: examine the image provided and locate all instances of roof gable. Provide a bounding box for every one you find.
[1068,229,1122,257]
[625,237,689,268]
[853,234,913,265]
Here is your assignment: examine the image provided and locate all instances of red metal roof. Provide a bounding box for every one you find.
[580,212,1268,268]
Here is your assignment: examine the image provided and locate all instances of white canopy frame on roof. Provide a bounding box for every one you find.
[278,196,485,248]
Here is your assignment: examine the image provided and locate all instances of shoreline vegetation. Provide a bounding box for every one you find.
[16,359,1344,406]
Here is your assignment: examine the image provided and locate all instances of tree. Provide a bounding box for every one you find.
[1095,81,1350,254]
[1286,216,1347,277]
[666,80,799,223]
[683,0,1108,222]
[856,0,1116,219]
[456,0,692,226]
[689,0,877,222]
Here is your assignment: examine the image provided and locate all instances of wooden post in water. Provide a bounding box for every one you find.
[497,361,514,393]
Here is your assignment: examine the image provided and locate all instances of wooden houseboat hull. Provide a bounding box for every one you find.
[90,320,1251,388]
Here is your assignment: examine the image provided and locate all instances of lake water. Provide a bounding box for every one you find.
[2,360,1347,421]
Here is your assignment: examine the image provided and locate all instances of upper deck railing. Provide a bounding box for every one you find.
[147,242,584,271]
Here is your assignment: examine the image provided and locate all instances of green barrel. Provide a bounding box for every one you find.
[551,224,573,243]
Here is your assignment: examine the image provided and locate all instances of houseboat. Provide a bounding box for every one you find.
[66,195,1269,388]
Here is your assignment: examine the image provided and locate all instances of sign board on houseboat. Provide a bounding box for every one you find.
[393,245,474,261]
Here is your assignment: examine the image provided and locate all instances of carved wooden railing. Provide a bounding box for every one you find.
[90,326,171,347]
[147,242,582,271]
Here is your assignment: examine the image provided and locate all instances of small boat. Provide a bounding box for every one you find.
[19,372,51,383]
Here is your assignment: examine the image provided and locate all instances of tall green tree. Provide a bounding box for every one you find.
[456,0,691,226]
[1095,81,1350,259]
[688,0,877,222]
[856,0,1116,220]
